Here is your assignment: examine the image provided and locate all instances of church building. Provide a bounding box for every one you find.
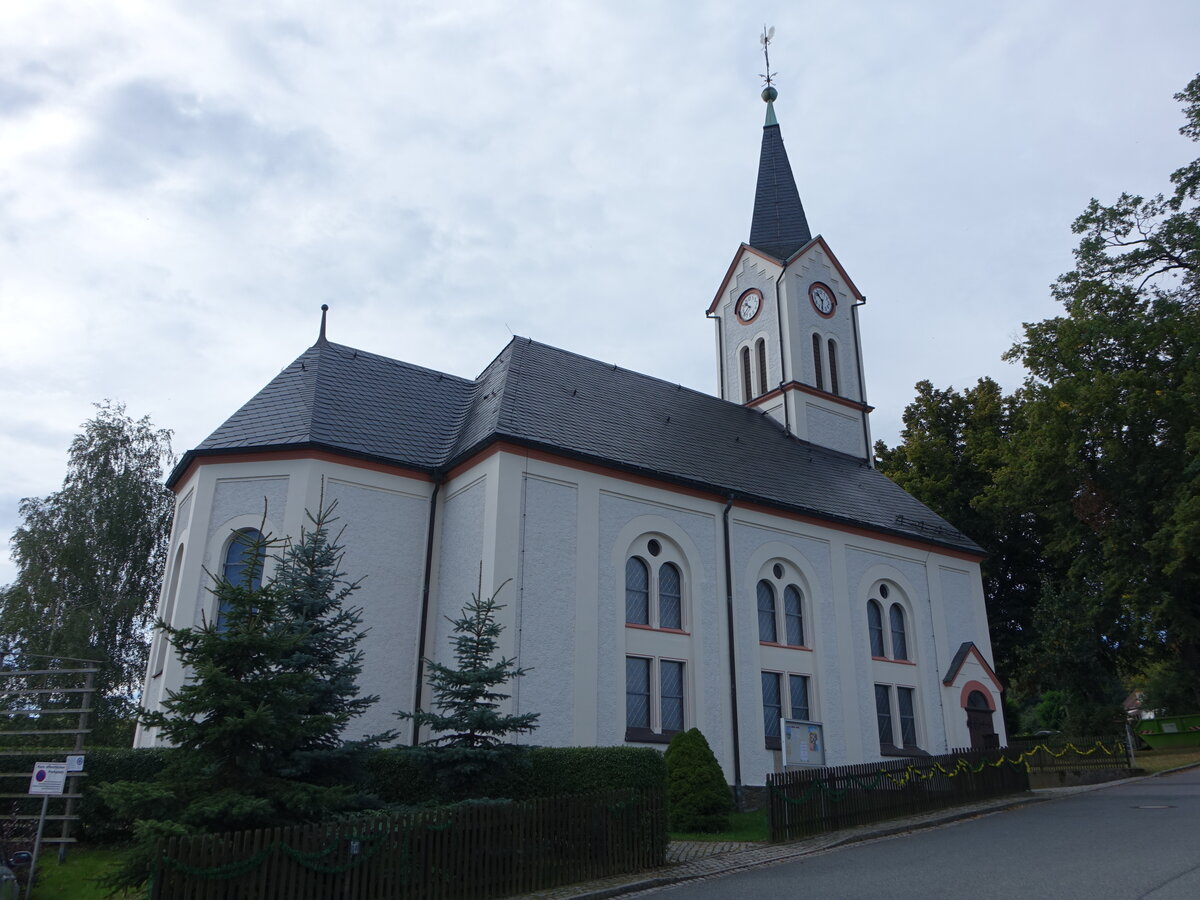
[136,85,1006,788]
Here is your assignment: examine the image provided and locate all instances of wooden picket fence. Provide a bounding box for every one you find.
[150,789,666,899]
[767,748,1029,842]
[1007,737,1129,773]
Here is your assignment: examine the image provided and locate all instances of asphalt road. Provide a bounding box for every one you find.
[650,769,1200,899]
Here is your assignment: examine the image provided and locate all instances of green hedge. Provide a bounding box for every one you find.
[368,745,667,805]
[16,744,665,843]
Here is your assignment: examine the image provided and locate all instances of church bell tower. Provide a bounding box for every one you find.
[706,51,874,462]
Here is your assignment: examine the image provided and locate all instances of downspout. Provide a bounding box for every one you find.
[851,295,871,465]
[722,495,743,801]
[410,474,443,746]
[774,261,790,433]
[706,310,726,399]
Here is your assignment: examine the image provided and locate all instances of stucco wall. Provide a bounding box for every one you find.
[515,474,579,745]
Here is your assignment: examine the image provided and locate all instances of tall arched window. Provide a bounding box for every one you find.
[755,338,768,396]
[624,536,688,632]
[827,339,840,395]
[757,580,778,643]
[218,528,265,629]
[812,333,824,391]
[783,585,805,647]
[741,346,753,402]
[889,604,908,661]
[152,543,186,677]
[867,599,885,657]
[659,563,682,630]
[625,557,650,625]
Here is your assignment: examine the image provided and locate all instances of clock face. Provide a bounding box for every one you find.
[736,289,762,323]
[809,283,836,317]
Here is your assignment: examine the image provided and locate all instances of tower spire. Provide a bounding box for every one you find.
[748,27,811,261]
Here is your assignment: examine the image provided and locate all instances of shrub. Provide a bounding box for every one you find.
[664,728,732,833]
[368,745,667,805]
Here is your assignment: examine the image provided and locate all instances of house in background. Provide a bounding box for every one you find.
[136,86,1005,788]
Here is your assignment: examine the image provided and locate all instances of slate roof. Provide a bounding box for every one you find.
[173,336,983,556]
[747,114,812,261]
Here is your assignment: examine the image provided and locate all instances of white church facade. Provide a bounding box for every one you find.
[136,90,1006,788]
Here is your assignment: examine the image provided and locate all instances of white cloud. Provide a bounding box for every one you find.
[1,0,1198,584]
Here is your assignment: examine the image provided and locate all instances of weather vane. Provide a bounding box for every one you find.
[759,25,776,89]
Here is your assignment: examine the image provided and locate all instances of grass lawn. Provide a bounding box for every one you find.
[29,846,132,900]
[669,808,769,843]
[1134,745,1200,775]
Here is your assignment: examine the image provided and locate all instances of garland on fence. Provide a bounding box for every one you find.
[769,740,1125,807]
[151,791,649,885]
[154,824,414,882]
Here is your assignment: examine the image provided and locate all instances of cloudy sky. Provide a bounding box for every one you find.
[1,1,1197,585]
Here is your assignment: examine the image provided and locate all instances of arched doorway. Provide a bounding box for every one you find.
[965,690,998,749]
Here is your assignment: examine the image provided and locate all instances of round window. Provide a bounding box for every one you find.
[647,539,661,557]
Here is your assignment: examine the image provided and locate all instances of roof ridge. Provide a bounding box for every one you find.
[320,340,475,385]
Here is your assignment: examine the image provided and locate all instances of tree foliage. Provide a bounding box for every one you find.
[0,401,174,743]
[99,504,387,889]
[396,571,539,797]
[875,378,1049,681]
[663,728,731,833]
[878,74,1200,717]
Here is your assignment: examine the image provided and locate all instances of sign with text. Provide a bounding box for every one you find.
[28,762,68,795]
[782,720,825,768]
[66,754,85,772]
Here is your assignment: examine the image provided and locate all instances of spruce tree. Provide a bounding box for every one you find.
[397,572,539,796]
[100,503,387,890]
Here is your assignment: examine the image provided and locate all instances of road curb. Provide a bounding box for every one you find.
[558,794,1048,900]
[542,764,1200,900]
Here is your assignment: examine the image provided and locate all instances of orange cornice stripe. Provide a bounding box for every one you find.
[448,439,985,562]
[705,236,865,316]
[747,381,875,413]
[171,448,434,490]
[944,645,1004,691]
[707,244,783,314]
[176,439,983,561]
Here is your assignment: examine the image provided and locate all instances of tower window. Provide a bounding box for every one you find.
[218,528,265,630]
[756,338,768,396]
[741,346,753,403]
[827,339,840,395]
[812,333,824,391]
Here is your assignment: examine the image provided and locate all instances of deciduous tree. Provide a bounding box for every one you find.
[0,401,174,743]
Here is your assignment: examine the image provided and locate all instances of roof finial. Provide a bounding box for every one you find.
[759,25,779,125]
[318,304,329,343]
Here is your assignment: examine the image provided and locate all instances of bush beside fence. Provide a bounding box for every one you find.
[767,748,1029,842]
[151,788,666,900]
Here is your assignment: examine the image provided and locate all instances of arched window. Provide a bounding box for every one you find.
[783,585,805,647]
[867,599,885,657]
[625,557,650,625]
[755,338,768,396]
[827,339,840,395]
[889,604,908,661]
[658,563,682,630]
[812,334,824,391]
[152,543,186,677]
[218,528,265,629]
[741,346,753,402]
[624,537,688,631]
[757,580,778,643]
[223,528,265,589]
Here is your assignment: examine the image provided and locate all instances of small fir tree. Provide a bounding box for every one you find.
[664,728,733,833]
[397,570,539,796]
[99,503,389,891]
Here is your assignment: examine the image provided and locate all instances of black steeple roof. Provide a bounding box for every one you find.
[172,337,983,557]
[747,100,812,261]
